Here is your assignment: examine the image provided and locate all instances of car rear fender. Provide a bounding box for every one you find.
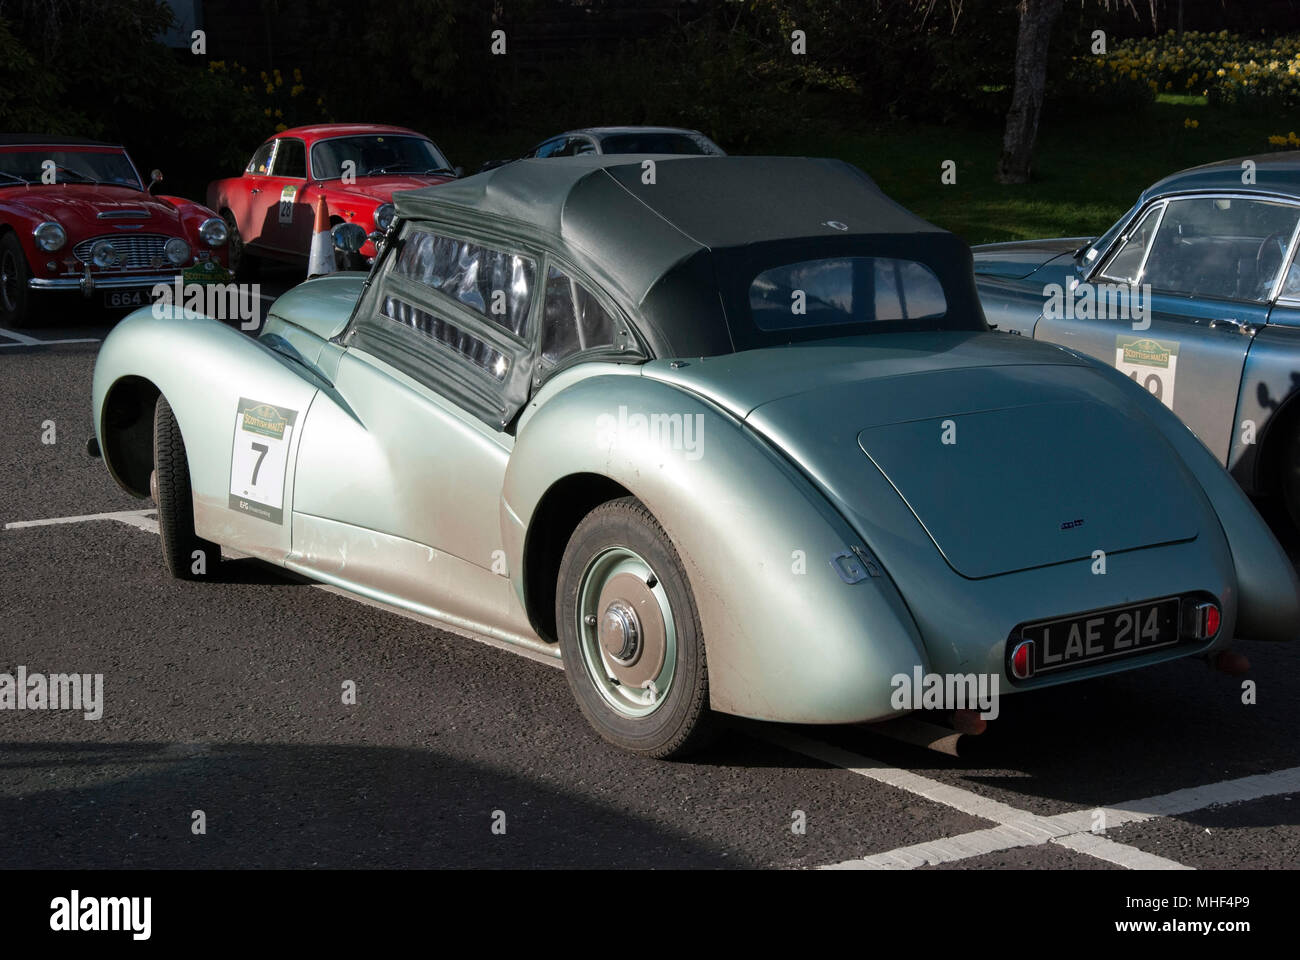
[502,371,930,724]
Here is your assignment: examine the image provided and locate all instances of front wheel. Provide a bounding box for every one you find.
[555,497,714,758]
[222,210,259,282]
[153,395,219,580]
[0,231,34,328]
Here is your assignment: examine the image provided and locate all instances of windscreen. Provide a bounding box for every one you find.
[598,133,717,155]
[311,136,451,179]
[0,148,141,188]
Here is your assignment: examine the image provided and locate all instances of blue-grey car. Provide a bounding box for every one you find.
[973,152,1300,528]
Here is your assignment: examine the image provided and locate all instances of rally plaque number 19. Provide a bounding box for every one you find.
[228,398,298,524]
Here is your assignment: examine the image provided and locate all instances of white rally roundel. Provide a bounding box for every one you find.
[1115,335,1178,410]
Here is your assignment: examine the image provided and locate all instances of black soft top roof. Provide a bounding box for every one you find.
[393,155,985,355]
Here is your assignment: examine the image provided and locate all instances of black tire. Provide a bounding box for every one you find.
[222,210,259,282]
[1280,424,1300,536]
[556,497,715,759]
[0,230,35,328]
[153,395,218,579]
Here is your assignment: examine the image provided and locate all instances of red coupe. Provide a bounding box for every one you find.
[207,123,460,275]
[0,135,231,328]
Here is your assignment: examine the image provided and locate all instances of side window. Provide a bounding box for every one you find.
[1102,197,1300,301]
[571,138,597,156]
[540,266,618,365]
[271,138,306,179]
[246,142,275,175]
[380,295,510,380]
[1098,204,1163,285]
[1280,242,1300,302]
[533,138,568,159]
[393,230,535,338]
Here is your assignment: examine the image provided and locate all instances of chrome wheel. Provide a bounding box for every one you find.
[576,546,678,718]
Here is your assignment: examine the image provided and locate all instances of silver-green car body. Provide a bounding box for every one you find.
[91,155,1299,731]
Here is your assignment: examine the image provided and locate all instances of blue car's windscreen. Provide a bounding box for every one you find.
[749,257,947,331]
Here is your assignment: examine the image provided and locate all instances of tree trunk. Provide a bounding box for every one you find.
[995,0,1065,185]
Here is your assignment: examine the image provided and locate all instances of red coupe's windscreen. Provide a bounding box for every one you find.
[310,136,452,179]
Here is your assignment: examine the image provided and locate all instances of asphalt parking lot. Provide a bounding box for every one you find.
[2,284,1299,870]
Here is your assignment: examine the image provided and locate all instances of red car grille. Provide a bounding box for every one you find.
[72,233,172,270]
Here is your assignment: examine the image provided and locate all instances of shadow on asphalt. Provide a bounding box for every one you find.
[0,740,739,868]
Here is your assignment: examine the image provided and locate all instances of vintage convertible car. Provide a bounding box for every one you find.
[207,123,460,276]
[1,134,230,328]
[91,155,1299,757]
[973,152,1300,529]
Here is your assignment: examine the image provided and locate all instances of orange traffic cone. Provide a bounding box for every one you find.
[307,194,335,278]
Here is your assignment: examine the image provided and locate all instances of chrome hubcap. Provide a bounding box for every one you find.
[577,547,676,718]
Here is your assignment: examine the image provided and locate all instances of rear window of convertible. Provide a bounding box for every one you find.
[748,256,947,331]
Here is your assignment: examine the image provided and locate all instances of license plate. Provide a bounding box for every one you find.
[183,261,233,285]
[1016,597,1182,675]
[103,289,149,309]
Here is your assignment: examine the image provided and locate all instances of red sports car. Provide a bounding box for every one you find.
[207,123,460,275]
[0,135,231,328]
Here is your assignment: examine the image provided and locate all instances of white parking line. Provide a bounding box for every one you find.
[10,507,1297,870]
[4,509,157,531]
[0,326,100,347]
[766,728,1300,870]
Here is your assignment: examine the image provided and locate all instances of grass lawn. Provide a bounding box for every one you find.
[439,93,1296,248]
[803,94,1297,245]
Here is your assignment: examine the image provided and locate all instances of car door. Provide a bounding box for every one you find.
[1035,193,1300,464]
[259,137,311,256]
[286,219,540,639]
[236,140,279,253]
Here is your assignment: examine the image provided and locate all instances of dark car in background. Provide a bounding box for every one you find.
[479,125,724,172]
[972,152,1300,530]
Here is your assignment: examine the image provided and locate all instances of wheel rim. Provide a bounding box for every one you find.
[576,546,678,718]
[0,249,20,312]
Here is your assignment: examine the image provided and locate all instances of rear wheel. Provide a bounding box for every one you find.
[556,497,714,759]
[1280,425,1300,535]
[153,395,218,579]
[0,231,34,328]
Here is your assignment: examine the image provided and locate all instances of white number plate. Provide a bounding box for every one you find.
[228,398,298,524]
[1115,335,1178,410]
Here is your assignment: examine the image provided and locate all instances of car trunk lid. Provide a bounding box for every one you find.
[854,399,1198,578]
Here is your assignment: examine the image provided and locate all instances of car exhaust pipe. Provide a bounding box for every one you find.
[866,712,987,757]
[1211,649,1250,675]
